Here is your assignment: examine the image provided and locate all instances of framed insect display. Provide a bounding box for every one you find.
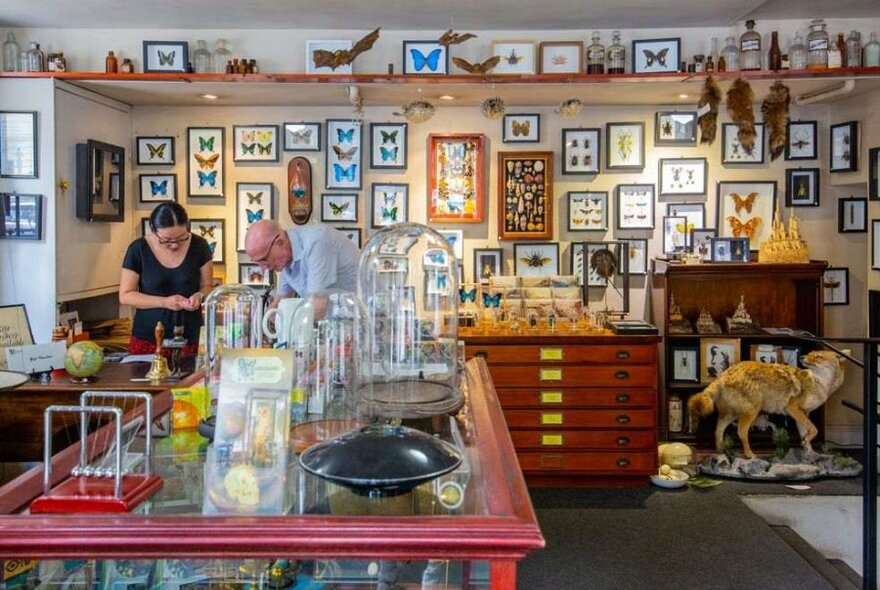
[239,263,273,288]
[138,173,177,203]
[337,227,362,248]
[870,147,880,201]
[473,248,503,285]
[631,38,680,73]
[428,133,486,223]
[371,182,408,228]
[662,216,688,254]
[236,183,274,251]
[490,40,537,75]
[370,122,407,169]
[0,111,37,178]
[690,228,716,260]
[403,40,448,75]
[606,122,645,170]
[838,197,867,233]
[136,136,174,166]
[785,168,820,207]
[830,121,858,173]
[658,157,707,197]
[142,40,187,73]
[187,127,225,198]
[503,114,540,144]
[785,121,817,160]
[671,346,699,382]
[568,191,607,231]
[233,125,279,163]
[497,151,553,240]
[189,218,225,263]
[666,202,705,247]
[0,193,42,240]
[283,122,322,152]
[615,184,655,230]
[437,229,464,259]
[655,111,697,146]
[722,123,765,165]
[583,241,627,290]
[306,40,353,74]
[710,237,749,263]
[513,242,559,277]
[716,180,777,250]
[623,238,649,275]
[538,41,583,74]
[823,267,849,305]
[561,128,600,175]
[326,119,362,190]
[321,193,358,223]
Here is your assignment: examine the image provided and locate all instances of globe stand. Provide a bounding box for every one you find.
[68,375,99,384]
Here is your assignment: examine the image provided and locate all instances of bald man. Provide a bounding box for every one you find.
[244,220,359,302]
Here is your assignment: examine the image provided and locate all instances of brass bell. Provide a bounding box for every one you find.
[145,321,171,382]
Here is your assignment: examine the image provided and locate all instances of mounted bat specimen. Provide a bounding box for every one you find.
[438,29,477,46]
[452,55,501,74]
[312,27,381,71]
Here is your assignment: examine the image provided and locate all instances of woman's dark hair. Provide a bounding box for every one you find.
[148,202,189,231]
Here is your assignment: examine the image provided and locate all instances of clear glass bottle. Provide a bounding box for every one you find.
[24,42,44,72]
[607,30,625,74]
[693,54,705,73]
[827,32,843,68]
[865,32,880,67]
[807,19,829,69]
[721,36,739,72]
[193,39,212,74]
[845,30,861,68]
[739,19,762,70]
[212,38,231,74]
[3,32,20,72]
[586,31,605,74]
[789,31,808,70]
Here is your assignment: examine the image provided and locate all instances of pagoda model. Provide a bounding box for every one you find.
[758,204,810,263]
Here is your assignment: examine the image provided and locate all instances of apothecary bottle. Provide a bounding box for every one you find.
[607,30,625,73]
[24,42,45,72]
[739,19,762,70]
[768,31,782,70]
[845,30,861,68]
[806,19,829,69]
[105,50,118,73]
[212,38,231,74]
[3,32,20,72]
[864,32,880,66]
[668,394,683,433]
[827,32,843,68]
[693,54,705,73]
[193,39,212,73]
[721,36,739,72]
[586,31,605,74]
[789,31,808,69]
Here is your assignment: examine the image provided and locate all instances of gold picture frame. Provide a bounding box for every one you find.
[497,151,553,240]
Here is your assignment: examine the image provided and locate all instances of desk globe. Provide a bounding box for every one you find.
[64,340,104,383]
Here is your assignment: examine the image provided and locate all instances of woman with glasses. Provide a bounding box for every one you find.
[119,202,213,355]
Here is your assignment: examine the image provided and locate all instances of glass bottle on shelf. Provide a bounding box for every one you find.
[768,31,782,70]
[693,54,705,73]
[710,37,719,63]
[845,30,861,68]
[717,54,726,71]
[668,394,683,433]
[807,19,829,69]
[607,30,625,74]
[193,39,212,73]
[3,32,20,72]
[721,36,739,72]
[739,19,762,70]
[25,42,45,72]
[119,58,134,73]
[827,32,843,68]
[105,50,118,73]
[865,32,880,67]
[586,31,605,74]
[706,55,715,72]
[789,31,808,70]
[212,38,231,74]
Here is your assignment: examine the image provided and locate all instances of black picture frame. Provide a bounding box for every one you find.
[239,263,274,288]
[711,237,750,262]
[654,111,697,146]
[615,183,655,230]
[371,182,408,228]
[320,193,358,223]
[568,191,608,231]
[282,122,322,152]
[0,111,38,178]
[623,238,649,276]
[337,227,362,248]
[502,114,540,144]
[837,197,867,234]
[236,182,275,251]
[658,157,707,197]
[402,40,448,75]
[187,127,225,199]
[785,168,820,207]
[142,40,188,73]
[670,346,699,382]
[716,180,777,249]
[785,121,817,161]
[869,147,880,201]
[606,122,645,170]
[136,136,175,166]
[369,122,408,169]
[561,128,601,175]
[823,267,849,306]
[138,173,177,203]
[690,228,717,260]
[874,220,880,270]
[830,121,858,173]
[722,123,765,165]
[232,125,280,163]
[513,242,560,277]
[662,215,688,254]
[189,218,225,263]
[473,248,503,285]
[0,193,42,240]
[631,38,680,73]
[326,119,363,190]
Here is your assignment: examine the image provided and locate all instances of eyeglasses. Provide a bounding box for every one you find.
[154,230,191,246]
[252,233,281,263]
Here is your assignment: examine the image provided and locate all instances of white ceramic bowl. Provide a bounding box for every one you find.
[650,469,690,489]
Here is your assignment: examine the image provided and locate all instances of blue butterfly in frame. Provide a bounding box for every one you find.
[246,208,264,223]
[425,250,446,265]
[381,206,398,222]
[482,292,502,308]
[435,274,448,289]
[332,163,357,183]
[379,146,399,162]
[206,241,217,255]
[459,288,477,303]
[336,128,355,143]
[197,170,217,187]
[410,47,442,72]
[149,180,168,196]
[446,142,466,159]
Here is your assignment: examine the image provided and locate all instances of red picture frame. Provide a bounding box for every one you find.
[497,151,554,240]
[427,133,485,223]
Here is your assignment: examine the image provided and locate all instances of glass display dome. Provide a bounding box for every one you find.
[357,222,462,418]
[204,285,263,402]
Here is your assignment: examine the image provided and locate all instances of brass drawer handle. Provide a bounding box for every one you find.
[616,393,630,403]
[616,436,630,446]
[617,457,631,468]
[616,350,631,359]
[615,370,629,379]
[475,351,488,359]
[616,414,631,424]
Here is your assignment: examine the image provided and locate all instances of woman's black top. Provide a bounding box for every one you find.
[122,235,213,344]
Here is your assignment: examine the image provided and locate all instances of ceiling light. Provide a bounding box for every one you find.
[438,95,455,101]
[678,93,689,99]
[201,94,219,100]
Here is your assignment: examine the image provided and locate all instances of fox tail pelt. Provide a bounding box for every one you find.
[761,80,790,161]
[726,77,756,152]
[698,75,722,145]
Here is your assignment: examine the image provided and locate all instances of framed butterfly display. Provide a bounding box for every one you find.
[538,41,583,74]
[503,114,539,144]
[666,202,706,247]
[428,133,486,224]
[616,184,655,230]
[138,173,177,203]
[402,41,448,75]
[662,216,688,255]
[187,127,225,198]
[189,218,225,263]
[369,122,407,170]
[136,136,174,166]
[326,119,362,190]
[473,248,503,285]
[716,180,777,250]
[722,123,765,165]
[567,191,608,231]
[239,263,273,288]
[514,242,559,278]
[283,122,321,152]
[497,151,553,240]
[631,38,680,74]
[233,125,279,163]
[437,229,464,260]
[658,157,707,197]
[321,193,358,223]
[606,122,645,170]
[236,182,275,251]
[142,40,187,73]
[490,41,537,75]
[371,182,408,228]
[561,128,600,175]
[337,227,362,248]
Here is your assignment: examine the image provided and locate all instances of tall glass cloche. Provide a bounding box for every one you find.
[357,222,462,418]
[203,284,263,402]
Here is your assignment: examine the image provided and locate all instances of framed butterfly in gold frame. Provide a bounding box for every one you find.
[716,181,777,251]
[503,114,540,144]
[136,136,175,166]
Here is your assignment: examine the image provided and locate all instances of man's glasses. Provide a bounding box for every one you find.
[253,233,281,263]
[154,230,191,246]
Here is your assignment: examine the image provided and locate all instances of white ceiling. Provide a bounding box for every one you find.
[0,0,877,30]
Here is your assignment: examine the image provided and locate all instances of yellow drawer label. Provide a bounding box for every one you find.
[541,412,563,425]
[540,391,564,404]
[540,368,563,381]
[540,348,564,361]
[541,434,564,446]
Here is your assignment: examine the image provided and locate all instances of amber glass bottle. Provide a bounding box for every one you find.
[105,50,118,73]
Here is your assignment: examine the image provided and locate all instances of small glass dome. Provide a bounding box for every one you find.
[357,222,462,418]
[204,285,263,401]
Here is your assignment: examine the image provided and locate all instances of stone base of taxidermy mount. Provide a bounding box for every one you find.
[698,448,862,481]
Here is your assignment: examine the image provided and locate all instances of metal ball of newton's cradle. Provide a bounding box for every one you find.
[590,247,619,281]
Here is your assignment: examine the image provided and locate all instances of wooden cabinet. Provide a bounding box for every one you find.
[461,332,660,487]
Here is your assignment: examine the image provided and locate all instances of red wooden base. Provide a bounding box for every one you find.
[29,475,163,513]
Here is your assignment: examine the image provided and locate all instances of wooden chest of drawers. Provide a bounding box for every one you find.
[461,332,661,487]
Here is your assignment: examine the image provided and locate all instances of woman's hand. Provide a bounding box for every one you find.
[182,292,204,311]
[165,294,189,311]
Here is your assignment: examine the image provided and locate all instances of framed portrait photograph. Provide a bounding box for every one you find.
[538,41,583,74]
[716,180,777,248]
[503,114,540,143]
[785,168,820,207]
[785,121,817,160]
[321,193,358,223]
[830,121,858,172]
[306,40,353,74]
[870,147,880,201]
[874,220,880,270]
[491,41,537,74]
[671,347,699,382]
[428,133,485,223]
[655,111,697,146]
[624,238,648,275]
[569,242,584,286]
[0,193,42,240]
[838,197,867,233]
[662,216,687,255]
[658,157,707,197]
[136,136,174,166]
[632,38,680,73]
[236,182,274,251]
[0,111,37,178]
[568,191,607,231]
[616,184,655,230]
[437,229,464,259]
[403,40,448,75]
[690,228,716,260]
[326,119,362,190]
[497,151,553,240]
[138,173,177,203]
[514,242,560,277]
[823,267,849,306]
[233,125,279,163]
[283,122,322,152]
[700,337,741,382]
[239,263,273,288]
[371,182,408,228]
[474,248,503,285]
[722,123,765,165]
[337,227,362,248]
[606,122,645,170]
[187,127,225,198]
[711,237,750,263]
[561,128,600,175]
[189,218,225,263]
[370,122,407,169]
[142,40,188,73]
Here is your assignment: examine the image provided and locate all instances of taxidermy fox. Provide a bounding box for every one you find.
[687,350,846,459]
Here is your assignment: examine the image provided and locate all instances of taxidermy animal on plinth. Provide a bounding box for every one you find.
[688,350,846,459]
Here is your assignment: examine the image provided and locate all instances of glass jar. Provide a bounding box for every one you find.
[119,58,134,73]
[827,32,844,68]
[721,36,739,72]
[24,42,45,72]
[586,31,605,74]
[789,31,808,70]
[693,54,705,73]
[739,19,762,70]
[2,32,20,72]
[607,30,625,73]
[193,39,212,73]
[807,19,829,69]
[212,38,231,74]
[845,30,861,68]
[865,32,880,67]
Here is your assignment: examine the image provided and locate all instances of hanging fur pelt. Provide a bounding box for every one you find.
[762,80,791,161]
[726,77,756,152]
[698,75,722,145]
